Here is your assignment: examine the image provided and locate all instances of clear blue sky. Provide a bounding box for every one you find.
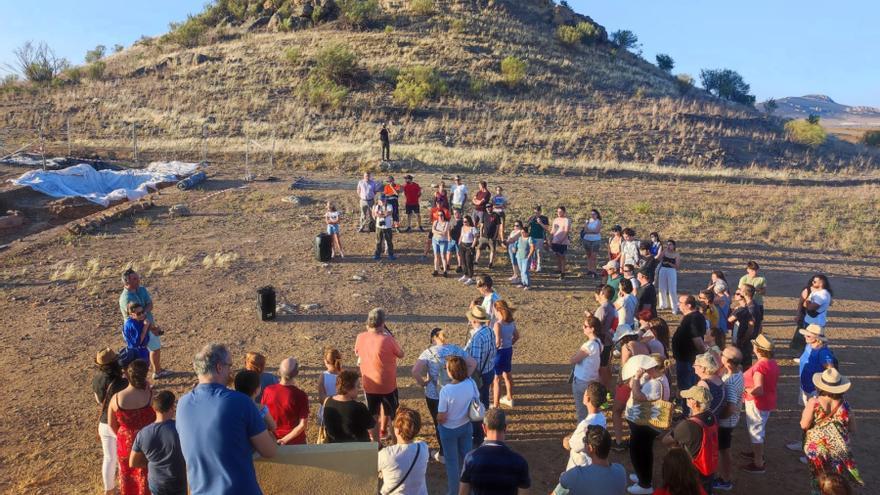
[572,0,879,107]
[2,1,878,106]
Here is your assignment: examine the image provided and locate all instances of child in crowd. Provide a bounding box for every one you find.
[234,370,277,436]
[129,391,188,495]
[318,347,342,425]
[563,381,608,469]
[699,289,720,330]
[324,202,344,258]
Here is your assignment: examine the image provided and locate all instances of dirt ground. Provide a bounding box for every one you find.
[0,168,876,494]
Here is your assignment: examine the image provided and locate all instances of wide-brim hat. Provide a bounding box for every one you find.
[613,324,639,344]
[813,368,851,394]
[799,324,827,341]
[96,347,117,365]
[752,333,774,352]
[467,306,490,322]
[621,354,659,381]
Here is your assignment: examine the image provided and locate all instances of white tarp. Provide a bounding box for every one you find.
[11,162,200,206]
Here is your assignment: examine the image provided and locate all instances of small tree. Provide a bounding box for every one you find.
[85,45,106,64]
[338,0,381,29]
[655,53,674,73]
[410,0,435,15]
[313,43,359,85]
[610,30,640,52]
[86,61,106,80]
[675,73,693,95]
[394,66,446,110]
[807,113,821,125]
[556,25,581,47]
[785,119,827,147]
[113,44,125,54]
[9,41,69,84]
[862,130,880,147]
[500,56,527,89]
[699,68,756,106]
[764,98,778,114]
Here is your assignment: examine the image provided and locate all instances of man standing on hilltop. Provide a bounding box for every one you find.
[380,122,391,161]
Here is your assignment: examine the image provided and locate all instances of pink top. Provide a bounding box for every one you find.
[354,331,404,395]
[743,358,779,411]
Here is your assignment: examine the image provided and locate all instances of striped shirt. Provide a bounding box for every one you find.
[466,324,496,375]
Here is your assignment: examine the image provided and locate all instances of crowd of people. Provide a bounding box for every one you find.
[92,177,863,495]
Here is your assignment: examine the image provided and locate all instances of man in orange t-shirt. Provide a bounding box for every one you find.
[354,307,404,440]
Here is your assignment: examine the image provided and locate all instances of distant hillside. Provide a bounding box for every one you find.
[760,95,880,127]
[1,0,877,172]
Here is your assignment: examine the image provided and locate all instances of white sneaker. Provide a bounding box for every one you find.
[458,275,468,282]
[793,357,800,364]
[629,474,640,484]
[786,441,802,452]
[465,278,475,286]
[500,396,514,407]
[627,484,653,494]
[433,451,445,464]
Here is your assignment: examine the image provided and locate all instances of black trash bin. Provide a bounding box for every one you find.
[315,233,332,262]
[257,286,276,321]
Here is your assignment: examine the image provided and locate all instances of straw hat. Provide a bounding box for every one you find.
[613,324,639,344]
[95,347,117,365]
[680,385,712,405]
[813,368,851,394]
[799,324,827,342]
[752,334,774,352]
[466,306,490,322]
[621,354,659,381]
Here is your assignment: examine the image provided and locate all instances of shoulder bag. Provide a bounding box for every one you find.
[470,332,491,389]
[468,379,486,422]
[379,443,422,495]
[625,378,673,430]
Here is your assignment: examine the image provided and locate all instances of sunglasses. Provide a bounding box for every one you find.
[133,310,145,316]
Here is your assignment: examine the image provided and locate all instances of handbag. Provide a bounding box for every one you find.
[624,379,673,430]
[379,443,422,495]
[316,398,330,445]
[468,379,486,422]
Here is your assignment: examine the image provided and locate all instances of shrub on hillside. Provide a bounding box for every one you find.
[85,45,106,64]
[469,75,488,96]
[12,41,69,84]
[500,56,527,89]
[785,120,827,147]
[338,0,381,29]
[700,68,756,106]
[410,0,435,15]
[165,15,210,48]
[314,44,358,85]
[556,26,581,47]
[301,74,348,109]
[394,66,446,110]
[655,53,674,73]
[284,47,302,65]
[675,73,693,95]
[764,98,778,114]
[862,130,880,148]
[61,66,83,84]
[86,61,106,81]
[610,30,640,52]
[113,44,124,54]
[576,22,601,43]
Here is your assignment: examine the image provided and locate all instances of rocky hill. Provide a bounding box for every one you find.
[1,0,876,173]
[759,94,880,128]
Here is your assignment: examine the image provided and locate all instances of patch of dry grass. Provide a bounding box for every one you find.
[202,251,240,269]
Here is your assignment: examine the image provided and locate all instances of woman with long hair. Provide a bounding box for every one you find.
[580,209,602,278]
[107,359,155,495]
[318,347,343,428]
[92,348,129,495]
[325,201,344,258]
[492,300,520,408]
[431,209,451,277]
[626,355,671,494]
[656,240,680,314]
[653,447,707,495]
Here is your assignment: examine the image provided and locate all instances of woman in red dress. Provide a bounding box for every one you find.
[107,359,155,495]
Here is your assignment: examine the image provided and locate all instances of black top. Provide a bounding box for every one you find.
[92,372,129,424]
[451,219,464,243]
[672,411,716,458]
[747,301,764,335]
[637,283,658,318]
[731,306,755,347]
[460,441,531,495]
[671,311,707,363]
[323,398,376,443]
[638,256,659,284]
[380,128,389,143]
[660,255,677,268]
[481,213,500,239]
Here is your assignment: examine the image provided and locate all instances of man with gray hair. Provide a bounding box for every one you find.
[355,308,404,441]
[260,357,309,445]
[177,343,276,494]
[119,268,169,379]
[459,408,531,495]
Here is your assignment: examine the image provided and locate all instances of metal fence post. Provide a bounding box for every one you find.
[132,123,139,166]
[66,116,72,157]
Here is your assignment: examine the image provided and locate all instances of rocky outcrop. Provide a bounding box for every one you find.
[551,5,607,42]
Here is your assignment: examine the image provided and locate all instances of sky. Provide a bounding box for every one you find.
[1,0,878,106]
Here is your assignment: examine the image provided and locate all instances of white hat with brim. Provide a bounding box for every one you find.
[799,324,827,341]
[603,260,619,271]
[813,368,851,394]
[613,324,639,344]
[621,354,659,381]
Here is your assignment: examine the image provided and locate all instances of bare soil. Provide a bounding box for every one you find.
[0,168,876,494]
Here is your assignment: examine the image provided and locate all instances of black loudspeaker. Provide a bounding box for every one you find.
[257,286,276,321]
[315,233,332,262]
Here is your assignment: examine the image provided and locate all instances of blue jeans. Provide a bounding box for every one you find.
[439,423,473,495]
[507,244,518,273]
[572,377,589,422]
[472,371,493,445]
[517,256,530,286]
[432,238,449,255]
[676,360,697,416]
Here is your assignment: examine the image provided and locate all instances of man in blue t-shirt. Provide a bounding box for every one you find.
[460,408,530,495]
[177,343,277,495]
[130,391,187,495]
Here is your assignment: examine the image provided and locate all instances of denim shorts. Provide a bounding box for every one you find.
[494,347,513,375]
[447,241,458,253]
[327,224,340,235]
[432,238,449,255]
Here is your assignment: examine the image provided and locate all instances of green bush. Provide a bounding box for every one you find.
[450,18,466,33]
[394,66,446,109]
[575,22,600,43]
[633,201,652,215]
[410,0,435,15]
[12,41,69,84]
[62,66,83,84]
[85,45,106,64]
[469,75,488,96]
[785,120,827,147]
[313,43,358,84]
[556,25,581,47]
[610,30,640,52]
[385,25,394,34]
[699,68,756,106]
[655,53,674,72]
[86,61,106,80]
[165,15,210,48]
[500,56,526,89]
[338,0,381,29]
[862,130,880,148]
[301,74,348,109]
[284,47,302,65]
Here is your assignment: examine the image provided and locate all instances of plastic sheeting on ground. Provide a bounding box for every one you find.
[11,162,201,206]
